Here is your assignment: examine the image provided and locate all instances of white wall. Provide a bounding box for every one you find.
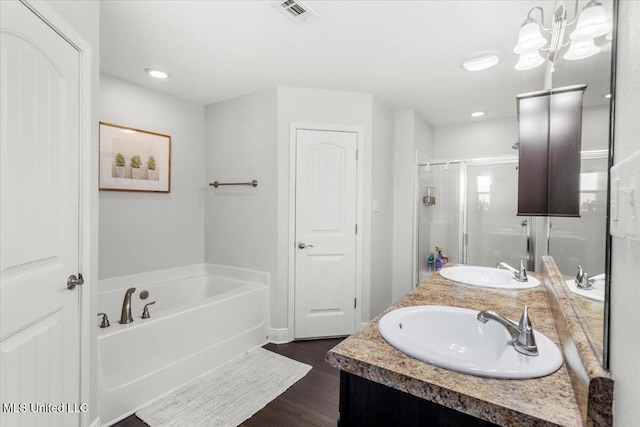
[392,109,433,302]
[433,116,518,160]
[370,97,395,318]
[433,105,607,161]
[99,75,206,279]
[610,1,640,425]
[204,89,278,320]
[582,105,611,151]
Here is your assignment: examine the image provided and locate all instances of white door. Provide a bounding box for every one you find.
[294,129,358,338]
[1,2,82,426]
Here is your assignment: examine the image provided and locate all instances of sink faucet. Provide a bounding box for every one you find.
[575,265,593,289]
[496,260,528,282]
[477,305,538,356]
[119,287,136,324]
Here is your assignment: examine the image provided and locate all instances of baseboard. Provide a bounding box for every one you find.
[268,327,291,344]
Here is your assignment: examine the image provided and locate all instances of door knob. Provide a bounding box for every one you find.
[67,274,84,290]
[298,242,314,249]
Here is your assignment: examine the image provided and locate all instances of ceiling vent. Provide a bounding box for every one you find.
[273,0,318,23]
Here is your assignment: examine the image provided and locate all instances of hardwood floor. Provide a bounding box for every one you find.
[112,338,343,427]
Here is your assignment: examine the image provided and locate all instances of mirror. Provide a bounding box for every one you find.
[547,0,615,368]
[99,0,615,369]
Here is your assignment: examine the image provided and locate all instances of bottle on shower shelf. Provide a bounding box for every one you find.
[435,246,444,271]
[427,252,435,272]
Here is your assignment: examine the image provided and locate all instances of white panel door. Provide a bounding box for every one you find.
[1,2,82,426]
[294,129,357,338]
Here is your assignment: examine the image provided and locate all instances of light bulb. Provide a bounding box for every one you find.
[145,68,171,79]
[462,53,500,72]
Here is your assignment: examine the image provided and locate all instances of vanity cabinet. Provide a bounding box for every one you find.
[326,259,613,426]
[338,371,497,427]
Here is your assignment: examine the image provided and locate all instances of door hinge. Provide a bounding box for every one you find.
[355,224,358,234]
[354,298,357,309]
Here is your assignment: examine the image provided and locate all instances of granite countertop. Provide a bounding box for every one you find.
[326,267,583,427]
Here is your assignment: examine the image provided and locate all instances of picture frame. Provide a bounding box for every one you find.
[99,122,171,192]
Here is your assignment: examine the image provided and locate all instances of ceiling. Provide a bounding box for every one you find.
[100,1,567,126]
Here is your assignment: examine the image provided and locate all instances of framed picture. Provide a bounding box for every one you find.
[99,122,171,192]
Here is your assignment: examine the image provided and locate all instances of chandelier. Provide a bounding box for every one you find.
[514,0,612,71]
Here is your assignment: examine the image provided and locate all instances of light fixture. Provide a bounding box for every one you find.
[571,0,610,40]
[515,49,546,70]
[462,53,500,71]
[120,129,136,134]
[470,111,486,118]
[145,68,171,79]
[564,38,600,60]
[513,0,611,71]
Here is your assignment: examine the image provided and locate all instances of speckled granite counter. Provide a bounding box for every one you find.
[327,265,583,427]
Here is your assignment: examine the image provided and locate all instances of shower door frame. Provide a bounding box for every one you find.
[417,149,610,277]
[417,156,533,274]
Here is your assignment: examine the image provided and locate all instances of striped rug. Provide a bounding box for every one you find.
[137,348,311,427]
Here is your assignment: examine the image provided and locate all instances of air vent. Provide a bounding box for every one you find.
[272,0,318,23]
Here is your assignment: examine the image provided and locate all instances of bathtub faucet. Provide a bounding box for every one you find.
[496,260,528,282]
[119,287,136,324]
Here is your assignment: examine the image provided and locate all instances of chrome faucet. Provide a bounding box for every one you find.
[575,265,593,289]
[477,305,538,356]
[119,287,136,324]
[496,260,528,282]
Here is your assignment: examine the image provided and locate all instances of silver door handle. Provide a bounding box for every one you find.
[67,273,84,290]
[298,242,314,249]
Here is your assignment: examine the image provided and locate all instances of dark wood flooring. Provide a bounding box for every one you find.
[112,338,343,427]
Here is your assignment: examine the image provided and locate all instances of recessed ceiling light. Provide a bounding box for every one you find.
[470,111,486,118]
[462,53,500,71]
[145,68,170,79]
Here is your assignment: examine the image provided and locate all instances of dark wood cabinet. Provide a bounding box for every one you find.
[516,84,586,217]
[338,371,498,427]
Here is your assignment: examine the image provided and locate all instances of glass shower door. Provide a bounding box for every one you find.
[465,162,528,268]
[416,163,461,283]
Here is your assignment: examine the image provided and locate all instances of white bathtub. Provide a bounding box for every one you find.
[97,264,269,426]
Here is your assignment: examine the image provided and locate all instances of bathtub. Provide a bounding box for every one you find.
[97,264,269,426]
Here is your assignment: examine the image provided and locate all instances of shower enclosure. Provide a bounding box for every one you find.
[416,151,608,283]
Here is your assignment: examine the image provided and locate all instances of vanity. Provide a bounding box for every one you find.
[326,257,613,426]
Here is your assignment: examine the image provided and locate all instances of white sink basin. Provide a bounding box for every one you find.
[378,305,562,379]
[565,274,605,302]
[439,265,540,289]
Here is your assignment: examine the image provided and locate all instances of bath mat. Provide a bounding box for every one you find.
[136,348,311,427]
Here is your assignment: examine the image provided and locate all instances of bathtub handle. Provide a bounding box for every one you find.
[142,301,156,319]
[297,242,314,249]
[97,313,110,328]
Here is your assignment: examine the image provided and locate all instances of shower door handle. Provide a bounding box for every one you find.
[298,242,314,249]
